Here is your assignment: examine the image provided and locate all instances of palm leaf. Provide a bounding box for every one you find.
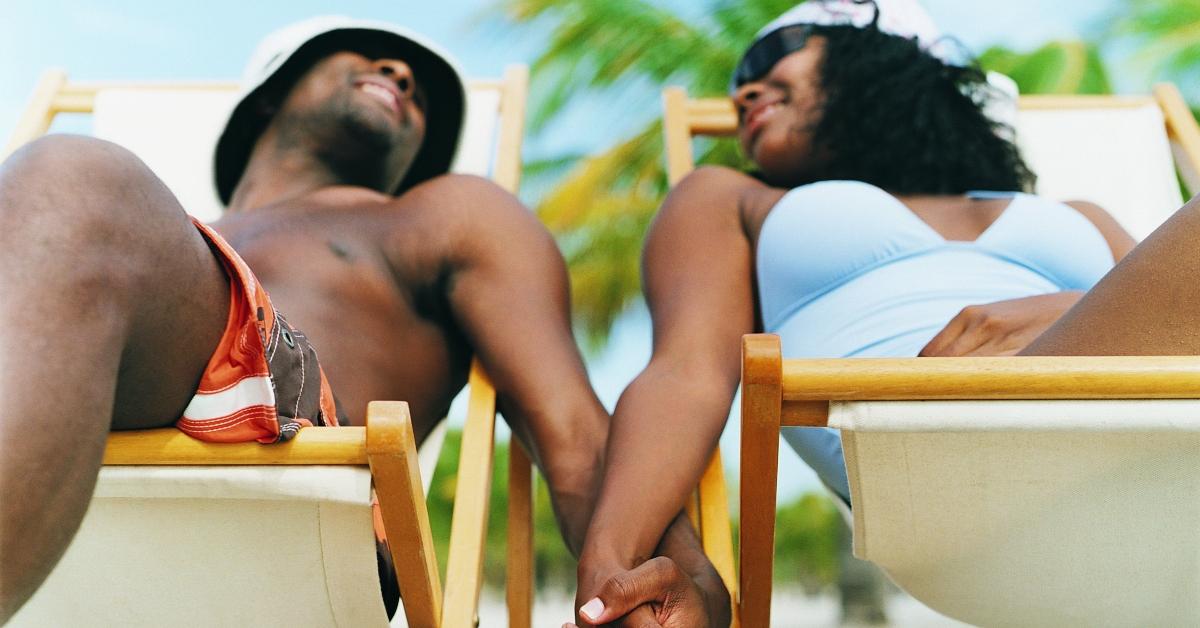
[1106,0,1200,101]
[491,0,792,344]
[978,41,1112,95]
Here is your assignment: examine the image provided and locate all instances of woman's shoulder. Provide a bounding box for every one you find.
[741,180,886,239]
[672,165,761,195]
[666,165,778,226]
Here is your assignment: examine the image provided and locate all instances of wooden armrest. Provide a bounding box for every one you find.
[104,426,369,465]
[744,334,1200,428]
[368,401,442,628]
[780,355,1200,401]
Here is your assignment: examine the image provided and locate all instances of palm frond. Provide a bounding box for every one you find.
[1105,0,1200,99]
[978,41,1111,95]
[485,0,804,344]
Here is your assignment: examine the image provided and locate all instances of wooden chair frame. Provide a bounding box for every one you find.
[741,335,1200,626]
[663,84,1200,628]
[7,65,536,628]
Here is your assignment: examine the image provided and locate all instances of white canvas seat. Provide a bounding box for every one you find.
[14,466,387,626]
[5,66,536,628]
[1015,94,1191,240]
[838,400,1200,627]
[9,402,436,628]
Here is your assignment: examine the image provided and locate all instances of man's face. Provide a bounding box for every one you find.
[272,49,428,191]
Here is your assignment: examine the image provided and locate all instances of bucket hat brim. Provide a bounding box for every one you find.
[213,18,467,205]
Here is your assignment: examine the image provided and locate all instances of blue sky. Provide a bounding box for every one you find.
[3,0,1122,157]
[2,0,1125,498]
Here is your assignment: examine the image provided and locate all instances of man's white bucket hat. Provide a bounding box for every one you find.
[213,16,467,204]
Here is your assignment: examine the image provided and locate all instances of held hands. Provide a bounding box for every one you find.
[919,291,1083,357]
[567,557,715,628]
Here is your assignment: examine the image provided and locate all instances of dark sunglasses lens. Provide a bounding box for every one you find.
[730,25,814,92]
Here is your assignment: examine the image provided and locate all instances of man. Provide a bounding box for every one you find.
[0,17,723,624]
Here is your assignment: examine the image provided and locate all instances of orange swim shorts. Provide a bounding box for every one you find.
[176,219,341,443]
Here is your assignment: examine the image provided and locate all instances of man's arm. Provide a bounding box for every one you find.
[399,174,608,553]
[577,166,760,609]
[572,513,730,628]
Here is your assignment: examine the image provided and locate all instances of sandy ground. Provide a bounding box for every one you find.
[463,588,972,627]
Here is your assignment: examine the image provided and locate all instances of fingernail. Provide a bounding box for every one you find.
[580,597,605,621]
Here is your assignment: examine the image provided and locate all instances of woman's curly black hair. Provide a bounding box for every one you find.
[801,24,1035,194]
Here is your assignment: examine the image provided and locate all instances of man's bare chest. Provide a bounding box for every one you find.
[210,210,448,324]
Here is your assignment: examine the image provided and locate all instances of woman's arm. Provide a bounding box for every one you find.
[578,166,763,592]
[920,201,1136,357]
[572,512,730,628]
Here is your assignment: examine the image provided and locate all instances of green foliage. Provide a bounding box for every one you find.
[425,429,458,577]
[978,41,1112,95]
[772,492,843,591]
[428,428,844,591]
[426,430,575,590]
[1108,0,1200,99]
[492,0,789,346]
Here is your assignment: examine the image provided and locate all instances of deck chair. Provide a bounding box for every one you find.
[5,66,537,628]
[664,83,1200,627]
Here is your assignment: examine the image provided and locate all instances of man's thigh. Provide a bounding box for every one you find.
[0,135,230,429]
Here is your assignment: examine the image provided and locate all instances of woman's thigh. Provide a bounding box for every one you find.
[1023,197,1200,356]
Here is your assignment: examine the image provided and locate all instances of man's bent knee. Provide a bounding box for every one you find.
[1,134,185,230]
[0,134,194,263]
[3,134,143,184]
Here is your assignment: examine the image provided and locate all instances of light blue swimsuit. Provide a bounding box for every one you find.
[756,181,1115,503]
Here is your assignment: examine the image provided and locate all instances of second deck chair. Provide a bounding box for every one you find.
[664,84,1200,627]
[5,66,537,628]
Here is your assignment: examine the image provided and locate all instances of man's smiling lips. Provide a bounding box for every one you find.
[355,76,404,121]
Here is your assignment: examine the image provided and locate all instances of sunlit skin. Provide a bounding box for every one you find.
[232,51,428,206]
[216,51,475,435]
[1,46,682,622]
[734,39,827,187]
[569,31,1200,626]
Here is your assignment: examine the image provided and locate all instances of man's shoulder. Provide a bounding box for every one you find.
[395,173,512,207]
[375,171,543,253]
[383,172,534,234]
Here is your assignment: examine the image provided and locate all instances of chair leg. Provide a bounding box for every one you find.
[506,442,535,628]
[367,401,442,628]
[443,361,497,628]
[739,335,783,628]
[698,449,741,628]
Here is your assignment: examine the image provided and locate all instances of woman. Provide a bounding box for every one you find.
[570,0,1200,626]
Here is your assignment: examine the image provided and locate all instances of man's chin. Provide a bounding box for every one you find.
[326,112,417,172]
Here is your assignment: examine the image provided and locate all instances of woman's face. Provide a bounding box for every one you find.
[733,37,827,185]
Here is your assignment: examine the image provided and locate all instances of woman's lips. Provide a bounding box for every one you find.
[742,102,779,145]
